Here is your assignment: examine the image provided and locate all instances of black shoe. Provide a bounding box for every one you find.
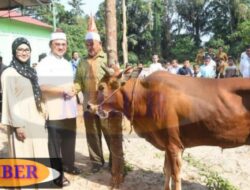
[91,164,103,173]
[62,177,70,187]
[63,165,82,175]
[54,176,70,187]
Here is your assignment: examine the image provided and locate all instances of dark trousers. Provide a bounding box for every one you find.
[83,111,124,168]
[47,118,77,167]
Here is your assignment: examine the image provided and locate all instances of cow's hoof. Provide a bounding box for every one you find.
[110,174,124,189]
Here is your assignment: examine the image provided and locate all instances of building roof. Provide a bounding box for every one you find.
[0,10,52,29]
[0,0,51,10]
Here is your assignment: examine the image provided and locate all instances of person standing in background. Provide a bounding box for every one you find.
[70,51,80,76]
[200,55,216,78]
[216,46,228,64]
[240,45,250,78]
[177,59,193,76]
[225,56,238,78]
[195,47,205,65]
[148,54,165,75]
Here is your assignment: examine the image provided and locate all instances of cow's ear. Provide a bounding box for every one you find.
[121,81,126,86]
[123,66,133,74]
[117,66,133,79]
[116,71,123,79]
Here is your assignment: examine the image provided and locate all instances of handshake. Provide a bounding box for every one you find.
[63,85,77,99]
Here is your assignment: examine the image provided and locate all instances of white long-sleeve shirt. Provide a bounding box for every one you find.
[240,52,250,78]
[36,53,77,120]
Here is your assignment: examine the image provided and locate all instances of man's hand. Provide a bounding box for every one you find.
[15,127,26,142]
[63,85,77,99]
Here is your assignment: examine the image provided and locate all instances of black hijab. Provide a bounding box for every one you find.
[11,37,42,112]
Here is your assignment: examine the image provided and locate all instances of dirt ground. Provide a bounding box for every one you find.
[0,111,249,190]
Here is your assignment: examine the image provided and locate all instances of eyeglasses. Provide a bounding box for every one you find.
[16,48,31,53]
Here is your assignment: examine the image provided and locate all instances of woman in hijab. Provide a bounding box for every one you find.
[1,37,49,158]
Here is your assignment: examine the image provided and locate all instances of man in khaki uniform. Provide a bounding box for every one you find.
[195,47,205,65]
[74,16,124,183]
[216,46,228,63]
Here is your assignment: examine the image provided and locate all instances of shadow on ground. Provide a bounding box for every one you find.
[71,151,208,190]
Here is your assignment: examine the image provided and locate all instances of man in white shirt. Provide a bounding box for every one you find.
[168,59,181,74]
[200,55,216,78]
[240,45,250,78]
[148,54,165,74]
[138,54,164,78]
[36,30,81,187]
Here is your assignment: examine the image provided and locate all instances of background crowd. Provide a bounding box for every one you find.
[138,45,250,79]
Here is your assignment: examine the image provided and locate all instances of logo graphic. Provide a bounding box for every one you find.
[0,158,61,188]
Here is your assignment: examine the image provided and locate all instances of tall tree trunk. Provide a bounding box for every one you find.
[106,0,118,66]
[194,20,201,47]
[122,0,128,67]
[163,0,172,59]
[152,0,162,55]
[105,1,124,188]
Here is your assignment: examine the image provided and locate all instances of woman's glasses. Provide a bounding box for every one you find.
[16,48,31,53]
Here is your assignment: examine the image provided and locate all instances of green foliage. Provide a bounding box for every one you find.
[128,51,139,64]
[152,0,164,54]
[205,172,239,190]
[96,0,154,63]
[124,161,134,175]
[23,0,250,64]
[58,18,87,60]
[207,0,250,44]
[22,1,87,60]
[170,36,197,62]
[68,0,85,16]
[205,38,226,49]
[230,20,250,45]
[227,20,250,58]
[205,38,229,55]
[175,0,209,46]
[184,154,239,190]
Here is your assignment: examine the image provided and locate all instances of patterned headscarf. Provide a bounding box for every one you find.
[11,37,42,112]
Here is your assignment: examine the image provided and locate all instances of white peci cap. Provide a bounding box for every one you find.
[85,32,101,41]
[50,32,67,41]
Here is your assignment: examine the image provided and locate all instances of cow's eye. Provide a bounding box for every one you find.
[98,84,105,91]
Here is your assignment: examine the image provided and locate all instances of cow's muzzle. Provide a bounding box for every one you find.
[87,102,109,119]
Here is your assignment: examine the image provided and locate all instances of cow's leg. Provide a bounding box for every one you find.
[163,151,171,190]
[166,147,182,190]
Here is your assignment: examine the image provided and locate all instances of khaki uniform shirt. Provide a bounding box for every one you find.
[216,52,228,62]
[74,51,108,110]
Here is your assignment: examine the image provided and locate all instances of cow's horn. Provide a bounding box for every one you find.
[101,66,114,76]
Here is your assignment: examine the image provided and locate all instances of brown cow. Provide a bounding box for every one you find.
[89,69,250,190]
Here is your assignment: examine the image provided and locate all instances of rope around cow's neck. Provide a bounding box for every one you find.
[98,87,122,107]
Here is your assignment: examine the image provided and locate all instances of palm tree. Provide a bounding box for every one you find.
[208,0,250,35]
[175,0,210,46]
[68,0,84,16]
